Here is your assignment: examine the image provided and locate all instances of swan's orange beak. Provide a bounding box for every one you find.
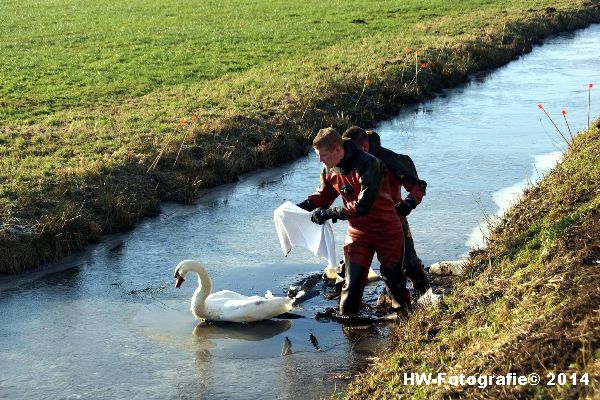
[175,271,185,289]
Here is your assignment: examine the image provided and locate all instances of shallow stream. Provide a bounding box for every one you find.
[1,24,598,400]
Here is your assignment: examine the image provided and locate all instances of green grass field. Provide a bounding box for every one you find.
[1,0,493,121]
[0,0,598,273]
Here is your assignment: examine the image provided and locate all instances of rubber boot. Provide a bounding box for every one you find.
[402,219,430,298]
[379,266,412,312]
[339,260,368,315]
[406,260,430,298]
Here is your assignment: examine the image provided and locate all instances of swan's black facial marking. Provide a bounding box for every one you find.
[174,270,185,288]
[254,300,265,306]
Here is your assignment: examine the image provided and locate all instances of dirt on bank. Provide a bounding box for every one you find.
[344,120,600,399]
[1,3,599,274]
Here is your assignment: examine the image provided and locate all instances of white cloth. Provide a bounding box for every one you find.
[274,201,337,268]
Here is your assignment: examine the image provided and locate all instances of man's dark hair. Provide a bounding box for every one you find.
[342,126,369,146]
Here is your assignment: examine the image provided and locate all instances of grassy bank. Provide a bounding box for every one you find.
[345,119,600,399]
[1,0,599,273]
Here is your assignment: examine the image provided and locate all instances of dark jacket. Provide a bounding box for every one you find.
[367,131,427,206]
[305,140,401,233]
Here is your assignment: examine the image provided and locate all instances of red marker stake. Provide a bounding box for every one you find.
[538,104,571,149]
[562,109,573,140]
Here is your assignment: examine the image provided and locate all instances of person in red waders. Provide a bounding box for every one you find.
[342,126,431,298]
[296,128,411,315]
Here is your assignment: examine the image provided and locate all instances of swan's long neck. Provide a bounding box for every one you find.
[181,261,212,311]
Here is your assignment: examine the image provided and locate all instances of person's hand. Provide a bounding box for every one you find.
[395,198,416,216]
[395,201,412,216]
[296,199,314,211]
[311,208,337,225]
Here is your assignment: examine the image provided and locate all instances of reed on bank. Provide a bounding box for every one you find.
[1,0,599,273]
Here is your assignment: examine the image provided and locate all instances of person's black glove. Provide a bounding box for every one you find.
[296,199,314,212]
[395,197,416,216]
[310,207,344,225]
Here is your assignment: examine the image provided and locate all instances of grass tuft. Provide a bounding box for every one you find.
[344,120,600,399]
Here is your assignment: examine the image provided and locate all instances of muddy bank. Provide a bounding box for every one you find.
[1,4,599,274]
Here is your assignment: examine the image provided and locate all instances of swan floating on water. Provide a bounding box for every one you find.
[174,260,293,323]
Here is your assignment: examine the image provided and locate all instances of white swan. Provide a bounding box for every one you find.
[174,260,293,323]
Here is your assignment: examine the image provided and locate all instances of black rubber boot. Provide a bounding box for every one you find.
[379,266,412,312]
[339,261,368,315]
[402,219,430,298]
[406,260,430,298]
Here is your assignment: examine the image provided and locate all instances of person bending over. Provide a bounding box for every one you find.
[296,128,410,314]
[342,126,430,297]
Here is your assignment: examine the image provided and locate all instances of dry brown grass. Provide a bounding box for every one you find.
[1,3,599,273]
[344,121,600,399]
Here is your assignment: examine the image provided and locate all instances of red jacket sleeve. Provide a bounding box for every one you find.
[306,168,339,209]
[382,151,427,206]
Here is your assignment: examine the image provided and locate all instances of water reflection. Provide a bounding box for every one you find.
[107,241,126,258]
[192,320,292,343]
[190,320,291,366]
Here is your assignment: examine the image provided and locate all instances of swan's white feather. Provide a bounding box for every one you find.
[206,290,254,301]
[203,296,292,322]
[176,260,292,323]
